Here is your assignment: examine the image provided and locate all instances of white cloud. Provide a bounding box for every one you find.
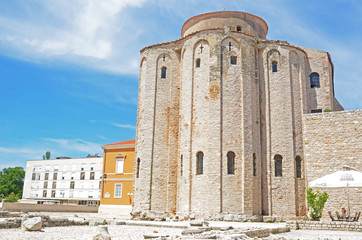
[0,146,44,157]
[112,123,136,129]
[0,0,147,74]
[43,138,102,154]
[0,146,48,167]
[0,138,103,169]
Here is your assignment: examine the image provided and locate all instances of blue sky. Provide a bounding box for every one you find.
[0,0,361,169]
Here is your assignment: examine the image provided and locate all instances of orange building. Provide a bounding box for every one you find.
[98,139,135,215]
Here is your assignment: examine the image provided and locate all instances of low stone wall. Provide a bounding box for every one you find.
[0,213,89,229]
[287,221,362,231]
[2,202,98,213]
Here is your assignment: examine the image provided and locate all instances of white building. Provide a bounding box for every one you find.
[22,156,103,206]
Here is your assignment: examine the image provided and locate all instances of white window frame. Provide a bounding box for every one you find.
[115,155,125,174]
[114,184,122,198]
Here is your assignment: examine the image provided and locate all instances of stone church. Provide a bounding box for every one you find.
[132,11,361,219]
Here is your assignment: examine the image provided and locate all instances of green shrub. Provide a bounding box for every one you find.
[324,109,332,112]
[306,187,329,220]
[4,192,19,202]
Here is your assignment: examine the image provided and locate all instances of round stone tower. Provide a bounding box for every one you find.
[181,11,268,39]
[133,11,336,220]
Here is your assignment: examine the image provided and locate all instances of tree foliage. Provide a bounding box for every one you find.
[0,167,25,198]
[307,187,329,220]
[43,151,51,160]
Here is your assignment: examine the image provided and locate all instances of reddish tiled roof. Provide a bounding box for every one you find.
[103,139,135,146]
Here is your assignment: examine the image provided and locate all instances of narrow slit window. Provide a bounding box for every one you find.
[274,155,283,177]
[196,151,203,175]
[227,151,235,175]
[272,62,278,72]
[196,58,201,68]
[180,154,183,176]
[136,158,140,178]
[230,56,237,65]
[253,153,256,176]
[310,72,320,88]
[296,156,302,178]
[161,67,167,79]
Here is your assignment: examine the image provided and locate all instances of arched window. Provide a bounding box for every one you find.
[272,61,278,72]
[196,58,201,68]
[227,151,235,175]
[230,56,237,65]
[296,156,302,178]
[310,72,320,88]
[253,153,256,176]
[196,151,203,175]
[274,155,283,177]
[136,158,140,178]
[180,154,183,176]
[161,67,167,79]
[236,25,242,31]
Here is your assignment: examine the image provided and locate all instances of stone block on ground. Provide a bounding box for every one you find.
[21,217,42,231]
[263,216,276,223]
[89,218,107,226]
[224,214,235,222]
[111,220,126,225]
[143,233,170,239]
[68,217,89,226]
[93,225,111,240]
[182,228,205,235]
[220,233,249,240]
[269,227,290,234]
[189,220,203,226]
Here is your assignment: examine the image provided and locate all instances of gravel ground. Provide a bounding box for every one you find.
[0,225,183,240]
[269,229,362,240]
[1,225,362,240]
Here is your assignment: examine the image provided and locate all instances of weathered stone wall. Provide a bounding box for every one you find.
[303,109,362,182]
[221,37,243,214]
[303,110,362,220]
[261,45,307,217]
[302,47,334,112]
[133,43,181,214]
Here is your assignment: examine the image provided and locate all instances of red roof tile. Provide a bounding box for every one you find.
[103,139,135,146]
